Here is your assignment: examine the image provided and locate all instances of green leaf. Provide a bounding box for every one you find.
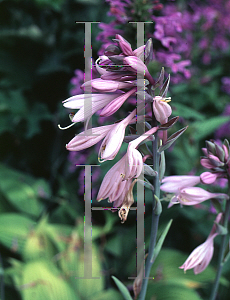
[191,116,230,141]
[158,126,188,152]
[0,213,35,254]
[23,217,61,261]
[151,219,173,263]
[26,102,52,138]
[137,179,154,191]
[21,260,79,300]
[0,164,45,217]
[58,232,104,298]
[94,289,122,300]
[159,116,179,130]
[0,89,28,134]
[159,150,165,181]
[146,283,203,300]
[112,276,133,300]
[154,195,162,215]
[172,103,205,121]
[149,248,227,286]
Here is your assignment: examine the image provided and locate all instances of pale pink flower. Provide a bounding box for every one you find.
[180,213,222,274]
[169,187,229,207]
[161,175,200,193]
[63,93,118,122]
[97,126,159,203]
[99,108,137,162]
[82,78,134,92]
[123,56,155,85]
[66,124,114,151]
[100,87,137,117]
[152,95,172,124]
[122,126,159,180]
[97,155,128,202]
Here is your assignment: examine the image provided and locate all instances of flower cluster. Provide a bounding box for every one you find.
[62,34,175,222]
[200,140,230,184]
[160,139,229,275]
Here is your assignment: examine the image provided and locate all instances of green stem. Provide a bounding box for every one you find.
[138,132,161,300]
[209,178,230,300]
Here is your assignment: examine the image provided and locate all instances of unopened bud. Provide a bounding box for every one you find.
[104,44,122,56]
[205,141,216,155]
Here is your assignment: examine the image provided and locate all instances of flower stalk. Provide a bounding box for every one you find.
[138,131,161,300]
[209,177,230,300]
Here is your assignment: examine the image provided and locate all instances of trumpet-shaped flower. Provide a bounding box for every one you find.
[97,126,159,203]
[169,187,229,207]
[66,124,114,151]
[98,107,137,162]
[100,87,137,117]
[97,155,127,202]
[63,93,118,122]
[81,78,134,92]
[161,175,200,193]
[180,213,222,274]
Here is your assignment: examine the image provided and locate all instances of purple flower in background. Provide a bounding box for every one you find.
[221,77,230,95]
[106,0,132,23]
[70,69,84,96]
[97,22,123,55]
[68,151,88,173]
[151,4,192,80]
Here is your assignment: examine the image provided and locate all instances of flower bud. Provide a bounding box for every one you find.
[205,140,216,155]
[116,34,133,56]
[104,44,122,56]
[200,172,218,184]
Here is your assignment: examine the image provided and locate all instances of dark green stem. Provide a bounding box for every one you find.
[138,132,161,300]
[209,178,230,300]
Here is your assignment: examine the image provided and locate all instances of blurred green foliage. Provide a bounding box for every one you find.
[0,0,230,299]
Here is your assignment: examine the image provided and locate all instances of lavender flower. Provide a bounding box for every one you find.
[180,213,223,274]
